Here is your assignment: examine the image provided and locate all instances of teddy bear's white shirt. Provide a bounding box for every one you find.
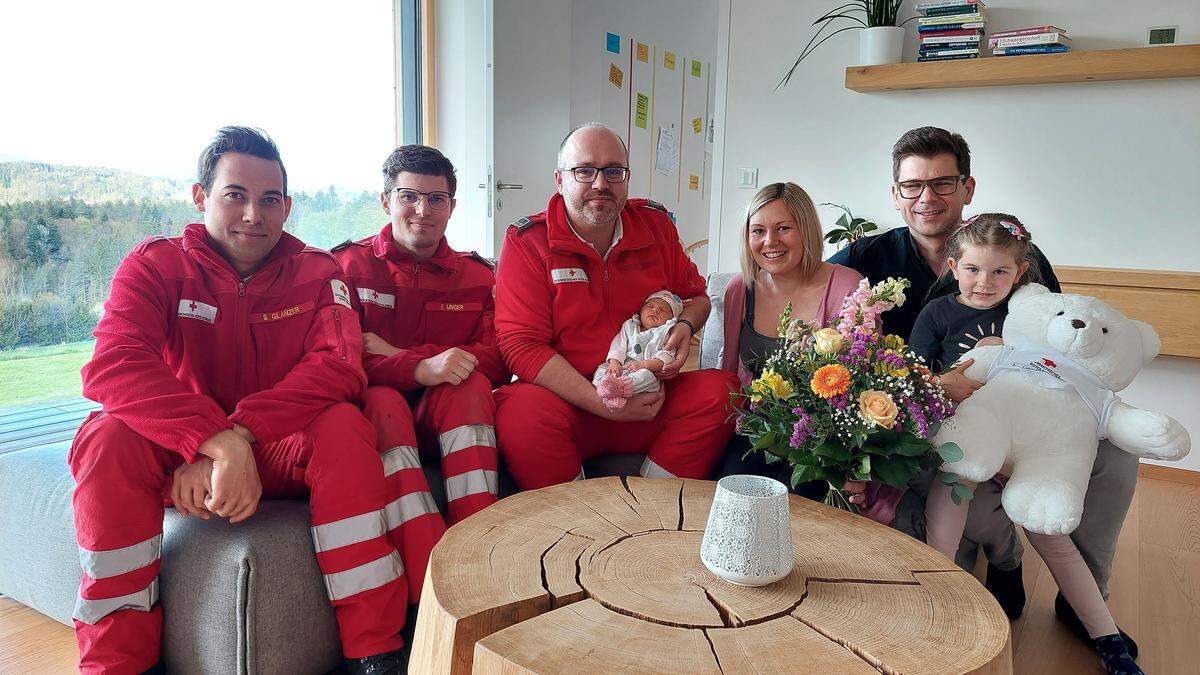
[933,284,1190,535]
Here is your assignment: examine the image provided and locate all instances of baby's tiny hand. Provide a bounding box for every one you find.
[606,361,623,378]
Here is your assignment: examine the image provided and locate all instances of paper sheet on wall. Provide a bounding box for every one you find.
[606,32,621,54]
[637,42,649,63]
[635,92,649,129]
[689,174,700,191]
[655,126,679,176]
[691,60,703,77]
[609,64,624,89]
[664,51,676,70]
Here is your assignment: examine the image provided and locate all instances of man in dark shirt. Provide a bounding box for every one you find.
[829,127,1140,655]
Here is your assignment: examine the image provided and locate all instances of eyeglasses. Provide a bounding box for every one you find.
[895,175,966,199]
[562,166,630,184]
[387,187,453,210]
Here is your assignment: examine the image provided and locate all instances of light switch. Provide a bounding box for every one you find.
[737,168,758,189]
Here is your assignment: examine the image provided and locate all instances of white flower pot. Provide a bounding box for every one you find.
[700,475,794,586]
[859,26,905,66]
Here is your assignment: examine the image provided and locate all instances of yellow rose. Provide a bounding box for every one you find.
[812,327,844,355]
[859,390,899,428]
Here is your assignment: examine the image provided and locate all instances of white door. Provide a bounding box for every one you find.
[458,0,573,258]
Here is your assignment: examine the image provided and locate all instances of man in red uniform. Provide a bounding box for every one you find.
[494,123,736,489]
[334,145,508,528]
[69,127,408,674]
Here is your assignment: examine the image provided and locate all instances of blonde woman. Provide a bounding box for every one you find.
[717,182,862,492]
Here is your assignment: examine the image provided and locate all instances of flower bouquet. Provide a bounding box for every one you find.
[734,277,970,511]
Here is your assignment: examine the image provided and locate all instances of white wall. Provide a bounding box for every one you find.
[710,0,1200,470]
[569,0,719,265]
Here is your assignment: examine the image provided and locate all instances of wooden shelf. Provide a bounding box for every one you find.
[845,44,1200,92]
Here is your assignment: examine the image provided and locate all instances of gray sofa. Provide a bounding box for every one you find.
[0,272,735,673]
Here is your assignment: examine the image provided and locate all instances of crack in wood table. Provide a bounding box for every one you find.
[410,477,1011,674]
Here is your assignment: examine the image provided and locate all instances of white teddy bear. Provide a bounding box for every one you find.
[933,283,1191,535]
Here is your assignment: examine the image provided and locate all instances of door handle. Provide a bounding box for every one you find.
[496,182,524,190]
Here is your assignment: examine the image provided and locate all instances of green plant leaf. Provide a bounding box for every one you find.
[951,483,974,505]
[792,463,818,487]
[938,471,959,484]
[937,441,964,463]
[896,435,932,457]
[859,455,871,476]
[751,431,776,451]
[836,213,850,228]
[871,455,911,488]
[813,440,850,461]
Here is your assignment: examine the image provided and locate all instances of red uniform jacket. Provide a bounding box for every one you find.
[494,194,706,382]
[82,223,366,462]
[333,225,508,391]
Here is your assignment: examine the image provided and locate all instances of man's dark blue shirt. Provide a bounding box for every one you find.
[826,226,1060,340]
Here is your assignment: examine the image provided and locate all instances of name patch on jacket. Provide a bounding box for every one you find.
[249,301,315,323]
[551,268,589,283]
[178,299,218,324]
[425,301,483,312]
[357,287,396,309]
[330,279,353,308]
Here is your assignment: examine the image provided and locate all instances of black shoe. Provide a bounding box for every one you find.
[984,562,1026,619]
[345,649,404,675]
[1094,633,1143,675]
[1056,592,1138,660]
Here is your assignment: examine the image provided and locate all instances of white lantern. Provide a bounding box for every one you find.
[700,475,794,586]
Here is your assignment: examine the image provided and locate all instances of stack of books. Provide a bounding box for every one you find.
[916,0,986,62]
[989,26,1071,56]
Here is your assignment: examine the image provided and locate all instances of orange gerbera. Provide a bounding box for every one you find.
[811,364,852,398]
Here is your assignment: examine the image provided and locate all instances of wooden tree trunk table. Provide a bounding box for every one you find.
[410,477,1011,674]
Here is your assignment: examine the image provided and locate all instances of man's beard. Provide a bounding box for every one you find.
[571,191,622,227]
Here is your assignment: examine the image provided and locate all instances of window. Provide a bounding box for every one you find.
[0,1,414,407]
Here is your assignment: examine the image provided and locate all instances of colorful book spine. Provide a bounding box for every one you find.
[989,33,1070,49]
[919,28,983,40]
[920,41,979,50]
[918,47,979,57]
[917,53,980,62]
[919,13,985,25]
[918,22,984,32]
[993,44,1070,55]
[923,4,982,17]
[989,25,1065,39]
[916,0,981,10]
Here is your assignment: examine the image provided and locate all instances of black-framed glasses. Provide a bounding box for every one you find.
[387,187,453,210]
[562,166,630,184]
[895,175,966,199]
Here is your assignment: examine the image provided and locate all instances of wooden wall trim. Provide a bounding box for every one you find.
[1054,265,1200,359]
[420,0,437,147]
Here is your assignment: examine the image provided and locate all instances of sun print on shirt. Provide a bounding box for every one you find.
[956,320,1003,352]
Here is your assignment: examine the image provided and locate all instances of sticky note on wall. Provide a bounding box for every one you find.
[689,174,700,191]
[635,93,649,129]
[664,51,676,70]
[637,42,649,63]
[691,60,703,77]
[692,117,702,134]
[606,32,620,53]
[609,64,624,89]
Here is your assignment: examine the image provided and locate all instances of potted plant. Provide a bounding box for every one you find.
[780,1,917,86]
[821,202,879,247]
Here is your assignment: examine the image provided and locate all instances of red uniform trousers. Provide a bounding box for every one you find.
[69,404,408,674]
[494,369,738,490]
[363,370,499,529]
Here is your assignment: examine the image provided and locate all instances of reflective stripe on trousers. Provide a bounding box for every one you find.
[323,550,405,602]
[74,579,160,625]
[640,457,676,479]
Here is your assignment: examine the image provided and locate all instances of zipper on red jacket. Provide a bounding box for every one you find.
[332,309,348,361]
[235,281,247,395]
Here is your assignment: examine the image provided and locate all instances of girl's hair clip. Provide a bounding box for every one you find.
[1000,220,1025,239]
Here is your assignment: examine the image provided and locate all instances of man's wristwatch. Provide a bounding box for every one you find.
[677,318,697,337]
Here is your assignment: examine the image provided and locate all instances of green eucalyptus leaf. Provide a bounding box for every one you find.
[938,471,959,484]
[951,483,974,505]
[937,441,964,463]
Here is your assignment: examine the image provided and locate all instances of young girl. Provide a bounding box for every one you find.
[593,290,681,411]
[915,214,1140,674]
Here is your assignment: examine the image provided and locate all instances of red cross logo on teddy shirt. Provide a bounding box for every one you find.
[188,301,198,311]
[1042,358,1057,368]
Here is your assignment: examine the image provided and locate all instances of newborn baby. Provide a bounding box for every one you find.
[593,290,682,411]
